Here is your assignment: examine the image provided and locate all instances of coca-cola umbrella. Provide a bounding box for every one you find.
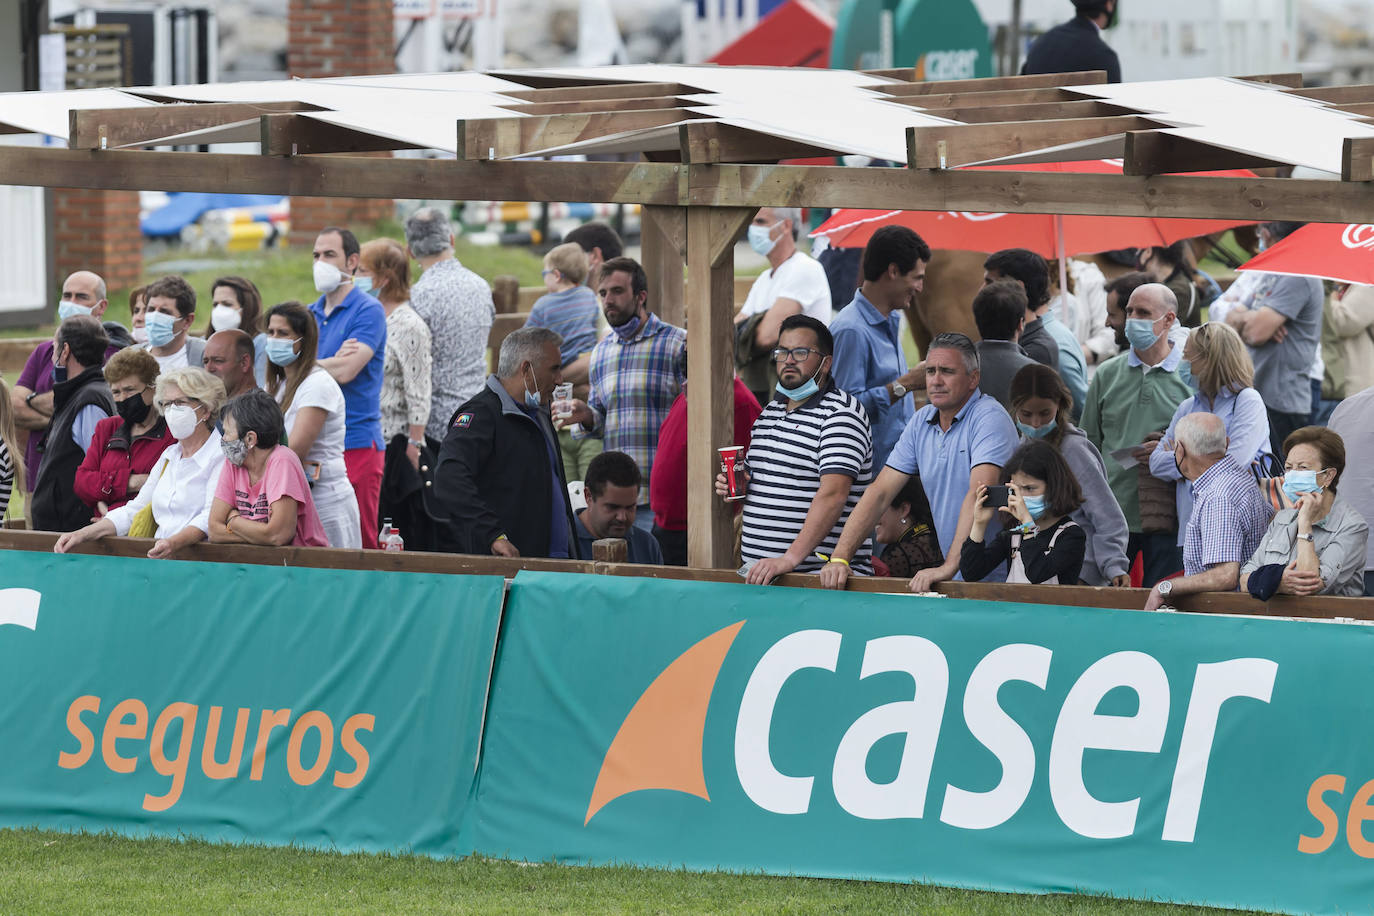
[810,160,1259,259]
[1236,222,1374,286]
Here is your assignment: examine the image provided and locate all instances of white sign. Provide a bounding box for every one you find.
[439,0,482,19]
[393,0,433,19]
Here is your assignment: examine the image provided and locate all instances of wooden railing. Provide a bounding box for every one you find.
[4,529,1370,622]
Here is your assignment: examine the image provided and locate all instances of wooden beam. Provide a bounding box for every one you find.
[1123,130,1283,176]
[906,115,1162,169]
[0,147,683,205]
[68,101,319,149]
[892,98,1137,124]
[1236,72,1304,88]
[1343,137,1374,182]
[501,81,694,103]
[499,96,696,116]
[878,70,1108,96]
[686,206,753,569]
[641,206,687,328]
[678,121,839,164]
[1284,83,1374,104]
[259,113,418,155]
[876,85,1092,106]
[459,109,705,160]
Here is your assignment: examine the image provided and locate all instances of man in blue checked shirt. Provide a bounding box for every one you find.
[563,257,687,534]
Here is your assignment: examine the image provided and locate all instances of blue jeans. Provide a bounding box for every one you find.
[633,503,654,535]
[1364,570,1374,598]
[1310,378,1340,427]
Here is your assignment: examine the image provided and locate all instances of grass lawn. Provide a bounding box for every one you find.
[0,828,1269,915]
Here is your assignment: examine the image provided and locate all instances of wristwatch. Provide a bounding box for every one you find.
[1296,532,1314,542]
[1157,579,1173,597]
[890,380,907,400]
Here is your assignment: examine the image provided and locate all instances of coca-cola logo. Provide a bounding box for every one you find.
[1341,224,1374,250]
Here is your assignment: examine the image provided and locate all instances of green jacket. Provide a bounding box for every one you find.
[1080,351,1191,532]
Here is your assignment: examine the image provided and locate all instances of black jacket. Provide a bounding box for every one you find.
[434,377,579,558]
[1022,16,1121,83]
[32,365,114,532]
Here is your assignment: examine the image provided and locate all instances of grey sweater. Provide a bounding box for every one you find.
[1049,425,1131,585]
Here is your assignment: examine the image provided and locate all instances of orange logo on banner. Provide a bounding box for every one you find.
[584,620,746,824]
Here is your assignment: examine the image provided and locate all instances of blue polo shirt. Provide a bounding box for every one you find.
[309,286,387,450]
[886,390,1019,560]
[830,289,913,468]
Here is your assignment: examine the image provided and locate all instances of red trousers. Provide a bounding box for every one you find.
[344,446,384,548]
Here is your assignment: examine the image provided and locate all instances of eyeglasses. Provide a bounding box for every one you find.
[541,268,557,277]
[157,397,200,411]
[771,347,820,363]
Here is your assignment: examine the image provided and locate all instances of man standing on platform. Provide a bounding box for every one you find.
[309,226,388,548]
[564,257,687,534]
[829,225,929,469]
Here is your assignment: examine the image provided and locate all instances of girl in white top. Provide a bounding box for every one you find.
[55,367,227,559]
[264,301,360,549]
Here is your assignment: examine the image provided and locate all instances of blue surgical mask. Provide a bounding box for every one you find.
[1177,359,1198,391]
[1017,418,1057,439]
[1282,469,1323,504]
[747,223,780,257]
[1022,493,1047,520]
[613,313,643,341]
[1124,316,1164,352]
[265,337,300,367]
[523,365,542,409]
[145,310,179,348]
[58,301,92,321]
[776,362,825,402]
[354,275,374,295]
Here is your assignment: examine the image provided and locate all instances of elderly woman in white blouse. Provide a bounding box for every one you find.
[55,367,226,559]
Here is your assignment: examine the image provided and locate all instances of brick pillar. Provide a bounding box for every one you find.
[53,188,143,295]
[287,0,396,245]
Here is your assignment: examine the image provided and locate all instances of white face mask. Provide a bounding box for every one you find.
[211,304,242,332]
[164,404,200,440]
[313,260,346,294]
[130,326,149,345]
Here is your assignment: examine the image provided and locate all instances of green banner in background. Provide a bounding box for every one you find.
[469,571,1374,915]
[0,551,504,856]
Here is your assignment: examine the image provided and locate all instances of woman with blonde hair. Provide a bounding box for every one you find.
[0,377,24,518]
[264,300,358,548]
[54,366,226,559]
[1149,321,1273,549]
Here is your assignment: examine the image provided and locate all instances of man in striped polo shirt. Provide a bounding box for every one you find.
[717,315,874,584]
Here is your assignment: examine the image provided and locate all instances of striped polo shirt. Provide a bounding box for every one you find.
[741,382,874,574]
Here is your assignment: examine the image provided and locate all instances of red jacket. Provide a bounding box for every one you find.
[73,414,176,511]
[649,378,762,532]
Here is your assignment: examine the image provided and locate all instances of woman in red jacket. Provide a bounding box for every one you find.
[74,347,175,517]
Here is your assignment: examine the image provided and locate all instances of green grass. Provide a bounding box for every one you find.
[0,828,1270,915]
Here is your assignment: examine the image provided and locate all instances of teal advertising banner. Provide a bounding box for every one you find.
[470,571,1374,915]
[0,551,504,856]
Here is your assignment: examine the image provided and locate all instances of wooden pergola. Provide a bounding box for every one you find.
[5,66,1374,569]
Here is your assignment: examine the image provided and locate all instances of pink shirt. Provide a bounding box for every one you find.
[214,445,329,547]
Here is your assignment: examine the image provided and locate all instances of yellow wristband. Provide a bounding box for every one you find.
[816,552,849,567]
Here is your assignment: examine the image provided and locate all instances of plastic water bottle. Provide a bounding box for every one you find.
[379,519,393,549]
[383,527,405,552]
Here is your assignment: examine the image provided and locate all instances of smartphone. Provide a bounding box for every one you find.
[985,485,1010,508]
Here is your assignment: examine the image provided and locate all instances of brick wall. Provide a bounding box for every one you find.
[53,188,143,295]
[286,0,396,245]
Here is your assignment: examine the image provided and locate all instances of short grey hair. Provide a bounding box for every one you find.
[774,207,803,240]
[404,206,454,258]
[224,389,284,450]
[497,327,563,377]
[156,366,227,429]
[929,331,980,375]
[1129,282,1178,319]
[1176,412,1227,458]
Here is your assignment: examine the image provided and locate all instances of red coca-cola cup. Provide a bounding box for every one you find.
[719,445,746,501]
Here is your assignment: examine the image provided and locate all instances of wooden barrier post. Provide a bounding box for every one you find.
[592,538,628,564]
[642,205,687,329]
[686,205,753,569]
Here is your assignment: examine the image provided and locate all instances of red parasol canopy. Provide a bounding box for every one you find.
[1236,222,1374,286]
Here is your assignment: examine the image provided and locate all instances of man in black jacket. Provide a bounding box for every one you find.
[1022,0,1121,84]
[435,327,579,559]
[32,315,114,532]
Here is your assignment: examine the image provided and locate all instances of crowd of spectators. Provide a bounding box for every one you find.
[5,209,1371,607]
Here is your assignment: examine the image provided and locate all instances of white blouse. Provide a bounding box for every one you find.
[105,428,225,538]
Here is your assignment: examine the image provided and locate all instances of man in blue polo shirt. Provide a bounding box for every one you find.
[820,332,1019,593]
[829,225,929,468]
[309,226,388,549]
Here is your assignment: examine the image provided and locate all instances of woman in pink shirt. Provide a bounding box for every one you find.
[209,388,329,547]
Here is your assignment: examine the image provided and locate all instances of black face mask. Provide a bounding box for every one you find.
[116,393,151,426]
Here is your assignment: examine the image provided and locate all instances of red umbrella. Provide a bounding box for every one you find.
[1237,223,1374,286]
[810,159,1258,258]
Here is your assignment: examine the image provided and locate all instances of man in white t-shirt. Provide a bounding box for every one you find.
[733,207,831,403]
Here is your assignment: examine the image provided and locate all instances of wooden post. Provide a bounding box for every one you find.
[592,538,628,564]
[491,275,521,313]
[686,206,754,569]
[641,206,686,328]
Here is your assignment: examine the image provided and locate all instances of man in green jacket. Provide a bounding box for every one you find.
[1080,283,1191,587]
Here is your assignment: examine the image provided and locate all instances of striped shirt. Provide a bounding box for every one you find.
[741,383,874,574]
[525,285,600,363]
[574,312,687,504]
[1183,455,1273,578]
[0,437,12,518]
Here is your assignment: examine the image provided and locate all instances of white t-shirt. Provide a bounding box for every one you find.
[278,366,350,501]
[147,340,189,372]
[738,251,832,325]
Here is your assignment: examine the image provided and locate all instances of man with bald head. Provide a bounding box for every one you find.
[203,330,259,402]
[1144,412,1272,610]
[11,271,116,498]
[1081,282,1192,586]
